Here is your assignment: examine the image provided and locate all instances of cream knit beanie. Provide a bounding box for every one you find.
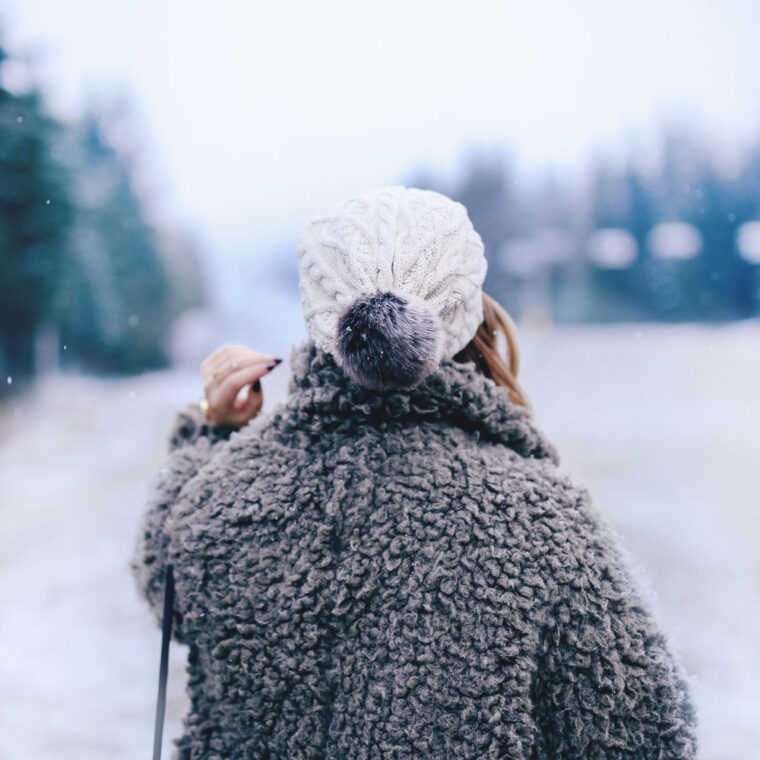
[296,186,488,391]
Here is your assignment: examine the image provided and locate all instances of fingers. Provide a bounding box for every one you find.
[201,345,277,380]
[201,346,282,397]
[203,357,272,399]
[200,345,284,427]
[204,361,282,427]
[233,377,263,416]
[212,363,271,410]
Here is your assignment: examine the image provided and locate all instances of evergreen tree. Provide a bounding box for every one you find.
[587,161,652,321]
[57,112,174,373]
[0,44,72,387]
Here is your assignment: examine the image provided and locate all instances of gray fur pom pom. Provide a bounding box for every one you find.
[333,291,444,391]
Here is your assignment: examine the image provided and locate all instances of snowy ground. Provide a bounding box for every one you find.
[1,320,758,760]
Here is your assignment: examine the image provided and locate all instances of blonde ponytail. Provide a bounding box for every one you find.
[452,292,533,414]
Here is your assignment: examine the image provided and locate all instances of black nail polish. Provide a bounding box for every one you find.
[253,379,261,393]
[273,357,283,364]
[266,362,276,370]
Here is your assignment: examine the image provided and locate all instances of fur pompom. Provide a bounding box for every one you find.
[334,291,444,391]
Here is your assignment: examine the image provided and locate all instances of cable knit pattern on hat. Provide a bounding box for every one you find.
[132,340,698,760]
[297,186,488,361]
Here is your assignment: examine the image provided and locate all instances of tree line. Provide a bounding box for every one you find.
[0,41,205,395]
[408,131,760,323]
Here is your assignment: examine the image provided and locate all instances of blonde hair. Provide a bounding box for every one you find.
[452,292,533,414]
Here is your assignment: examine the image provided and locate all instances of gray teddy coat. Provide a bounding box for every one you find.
[131,339,699,760]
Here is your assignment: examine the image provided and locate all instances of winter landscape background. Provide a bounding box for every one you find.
[1,2,759,759]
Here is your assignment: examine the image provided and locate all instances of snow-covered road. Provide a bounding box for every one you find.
[1,321,758,759]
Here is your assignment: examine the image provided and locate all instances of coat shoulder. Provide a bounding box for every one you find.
[473,451,642,609]
[474,448,592,551]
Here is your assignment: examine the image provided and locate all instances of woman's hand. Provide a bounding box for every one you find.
[200,345,282,428]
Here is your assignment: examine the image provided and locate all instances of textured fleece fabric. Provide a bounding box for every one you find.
[131,339,699,760]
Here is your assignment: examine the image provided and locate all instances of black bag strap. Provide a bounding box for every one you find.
[153,564,175,760]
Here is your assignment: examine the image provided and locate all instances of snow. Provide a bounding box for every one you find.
[1,320,758,759]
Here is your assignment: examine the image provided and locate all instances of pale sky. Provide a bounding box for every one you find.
[3,0,760,262]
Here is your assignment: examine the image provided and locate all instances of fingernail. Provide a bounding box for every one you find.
[273,357,283,364]
[266,362,277,370]
[253,379,261,393]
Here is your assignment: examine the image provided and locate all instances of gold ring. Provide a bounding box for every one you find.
[199,398,211,421]
[213,370,221,381]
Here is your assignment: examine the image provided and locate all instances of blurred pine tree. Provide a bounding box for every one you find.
[0,44,72,387]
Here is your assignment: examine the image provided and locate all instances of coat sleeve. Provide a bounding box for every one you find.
[129,402,236,642]
[531,485,699,760]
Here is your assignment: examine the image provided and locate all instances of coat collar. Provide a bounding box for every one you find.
[283,340,560,465]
